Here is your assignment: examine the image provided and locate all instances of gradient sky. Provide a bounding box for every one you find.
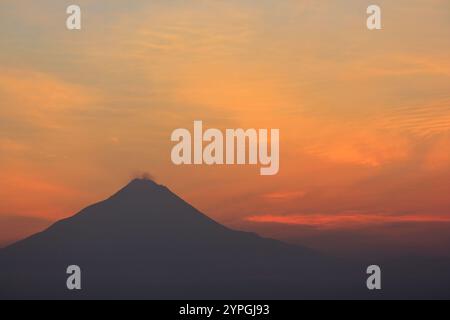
[1,0,449,254]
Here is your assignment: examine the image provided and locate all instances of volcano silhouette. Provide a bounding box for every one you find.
[0,179,359,299]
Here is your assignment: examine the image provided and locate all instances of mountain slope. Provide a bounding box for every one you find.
[1,179,355,299]
[3,179,450,299]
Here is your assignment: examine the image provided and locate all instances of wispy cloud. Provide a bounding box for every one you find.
[0,68,102,130]
[262,191,307,201]
[246,213,450,229]
[379,98,450,137]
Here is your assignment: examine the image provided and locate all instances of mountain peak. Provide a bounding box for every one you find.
[106,178,167,203]
[128,177,160,187]
[123,177,161,191]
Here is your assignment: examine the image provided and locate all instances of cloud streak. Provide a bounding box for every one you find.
[246,213,450,229]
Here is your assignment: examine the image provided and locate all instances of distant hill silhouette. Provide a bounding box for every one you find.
[0,179,449,299]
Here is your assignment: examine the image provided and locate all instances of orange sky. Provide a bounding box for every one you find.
[0,0,449,250]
